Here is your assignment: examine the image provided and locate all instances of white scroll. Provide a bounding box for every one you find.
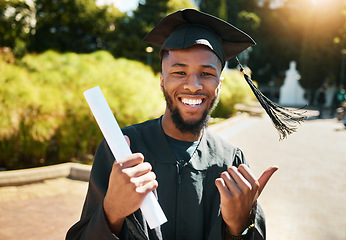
[83,86,167,229]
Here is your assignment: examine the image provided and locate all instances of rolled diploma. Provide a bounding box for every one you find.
[83,86,167,229]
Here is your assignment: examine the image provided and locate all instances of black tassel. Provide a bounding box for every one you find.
[236,57,307,140]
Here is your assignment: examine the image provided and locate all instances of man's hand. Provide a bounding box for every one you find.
[103,136,158,234]
[215,164,278,236]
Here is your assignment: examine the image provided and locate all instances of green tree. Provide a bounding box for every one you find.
[106,1,167,72]
[247,5,303,86]
[108,0,196,72]
[197,0,262,69]
[297,0,345,103]
[0,0,32,56]
[227,0,345,101]
[198,0,228,20]
[167,0,197,14]
[29,0,122,53]
[337,10,346,87]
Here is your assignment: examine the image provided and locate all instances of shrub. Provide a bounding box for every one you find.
[0,50,164,169]
[212,69,255,118]
[0,50,255,170]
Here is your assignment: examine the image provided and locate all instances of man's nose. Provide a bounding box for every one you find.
[184,74,202,92]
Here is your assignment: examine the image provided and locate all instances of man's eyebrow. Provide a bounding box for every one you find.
[171,63,218,70]
[201,64,218,71]
[171,63,187,67]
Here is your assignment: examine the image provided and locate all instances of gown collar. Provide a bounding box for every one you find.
[149,116,212,170]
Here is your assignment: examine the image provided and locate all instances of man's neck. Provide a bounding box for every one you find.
[161,114,203,142]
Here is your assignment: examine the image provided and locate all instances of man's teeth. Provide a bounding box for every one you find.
[181,98,202,106]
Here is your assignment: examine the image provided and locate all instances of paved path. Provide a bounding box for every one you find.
[1,111,345,240]
[211,112,346,240]
[0,178,88,240]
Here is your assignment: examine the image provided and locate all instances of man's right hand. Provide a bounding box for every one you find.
[103,136,158,234]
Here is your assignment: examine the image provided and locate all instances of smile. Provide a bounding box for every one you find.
[180,97,203,107]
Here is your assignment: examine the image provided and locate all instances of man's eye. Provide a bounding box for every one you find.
[174,71,186,75]
[201,72,214,77]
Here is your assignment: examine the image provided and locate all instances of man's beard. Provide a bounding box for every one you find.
[162,87,219,136]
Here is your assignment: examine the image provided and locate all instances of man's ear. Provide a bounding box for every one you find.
[159,73,164,92]
[216,76,224,94]
[219,76,224,85]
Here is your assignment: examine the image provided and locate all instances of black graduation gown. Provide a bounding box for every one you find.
[66,117,266,240]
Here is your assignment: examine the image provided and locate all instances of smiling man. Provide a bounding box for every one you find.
[160,45,223,140]
[66,9,278,240]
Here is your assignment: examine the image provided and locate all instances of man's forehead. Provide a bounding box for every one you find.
[164,46,222,68]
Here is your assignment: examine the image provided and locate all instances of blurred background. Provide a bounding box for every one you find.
[1,1,346,240]
[0,0,345,169]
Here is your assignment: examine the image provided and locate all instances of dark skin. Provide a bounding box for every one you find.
[160,46,222,141]
[103,45,278,237]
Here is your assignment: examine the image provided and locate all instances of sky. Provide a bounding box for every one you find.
[96,0,139,12]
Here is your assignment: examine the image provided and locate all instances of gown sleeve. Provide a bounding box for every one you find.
[65,139,131,240]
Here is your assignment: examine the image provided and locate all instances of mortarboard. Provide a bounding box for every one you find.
[144,9,306,139]
[143,9,256,69]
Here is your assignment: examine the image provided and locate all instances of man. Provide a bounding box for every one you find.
[317,84,327,119]
[66,9,278,240]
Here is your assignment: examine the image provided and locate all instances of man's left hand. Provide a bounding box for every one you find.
[215,164,278,236]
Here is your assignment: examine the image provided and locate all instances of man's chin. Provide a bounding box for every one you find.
[181,115,203,125]
[171,109,210,136]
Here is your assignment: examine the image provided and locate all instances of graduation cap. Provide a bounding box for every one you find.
[143,9,255,69]
[144,9,306,139]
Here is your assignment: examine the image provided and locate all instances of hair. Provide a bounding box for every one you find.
[160,49,169,65]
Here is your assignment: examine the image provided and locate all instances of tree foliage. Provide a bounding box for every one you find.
[108,0,196,72]
[297,0,345,97]
[198,0,345,98]
[0,0,32,56]
[29,0,122,53]
[1,0,346,169]
[0,0,345,95]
